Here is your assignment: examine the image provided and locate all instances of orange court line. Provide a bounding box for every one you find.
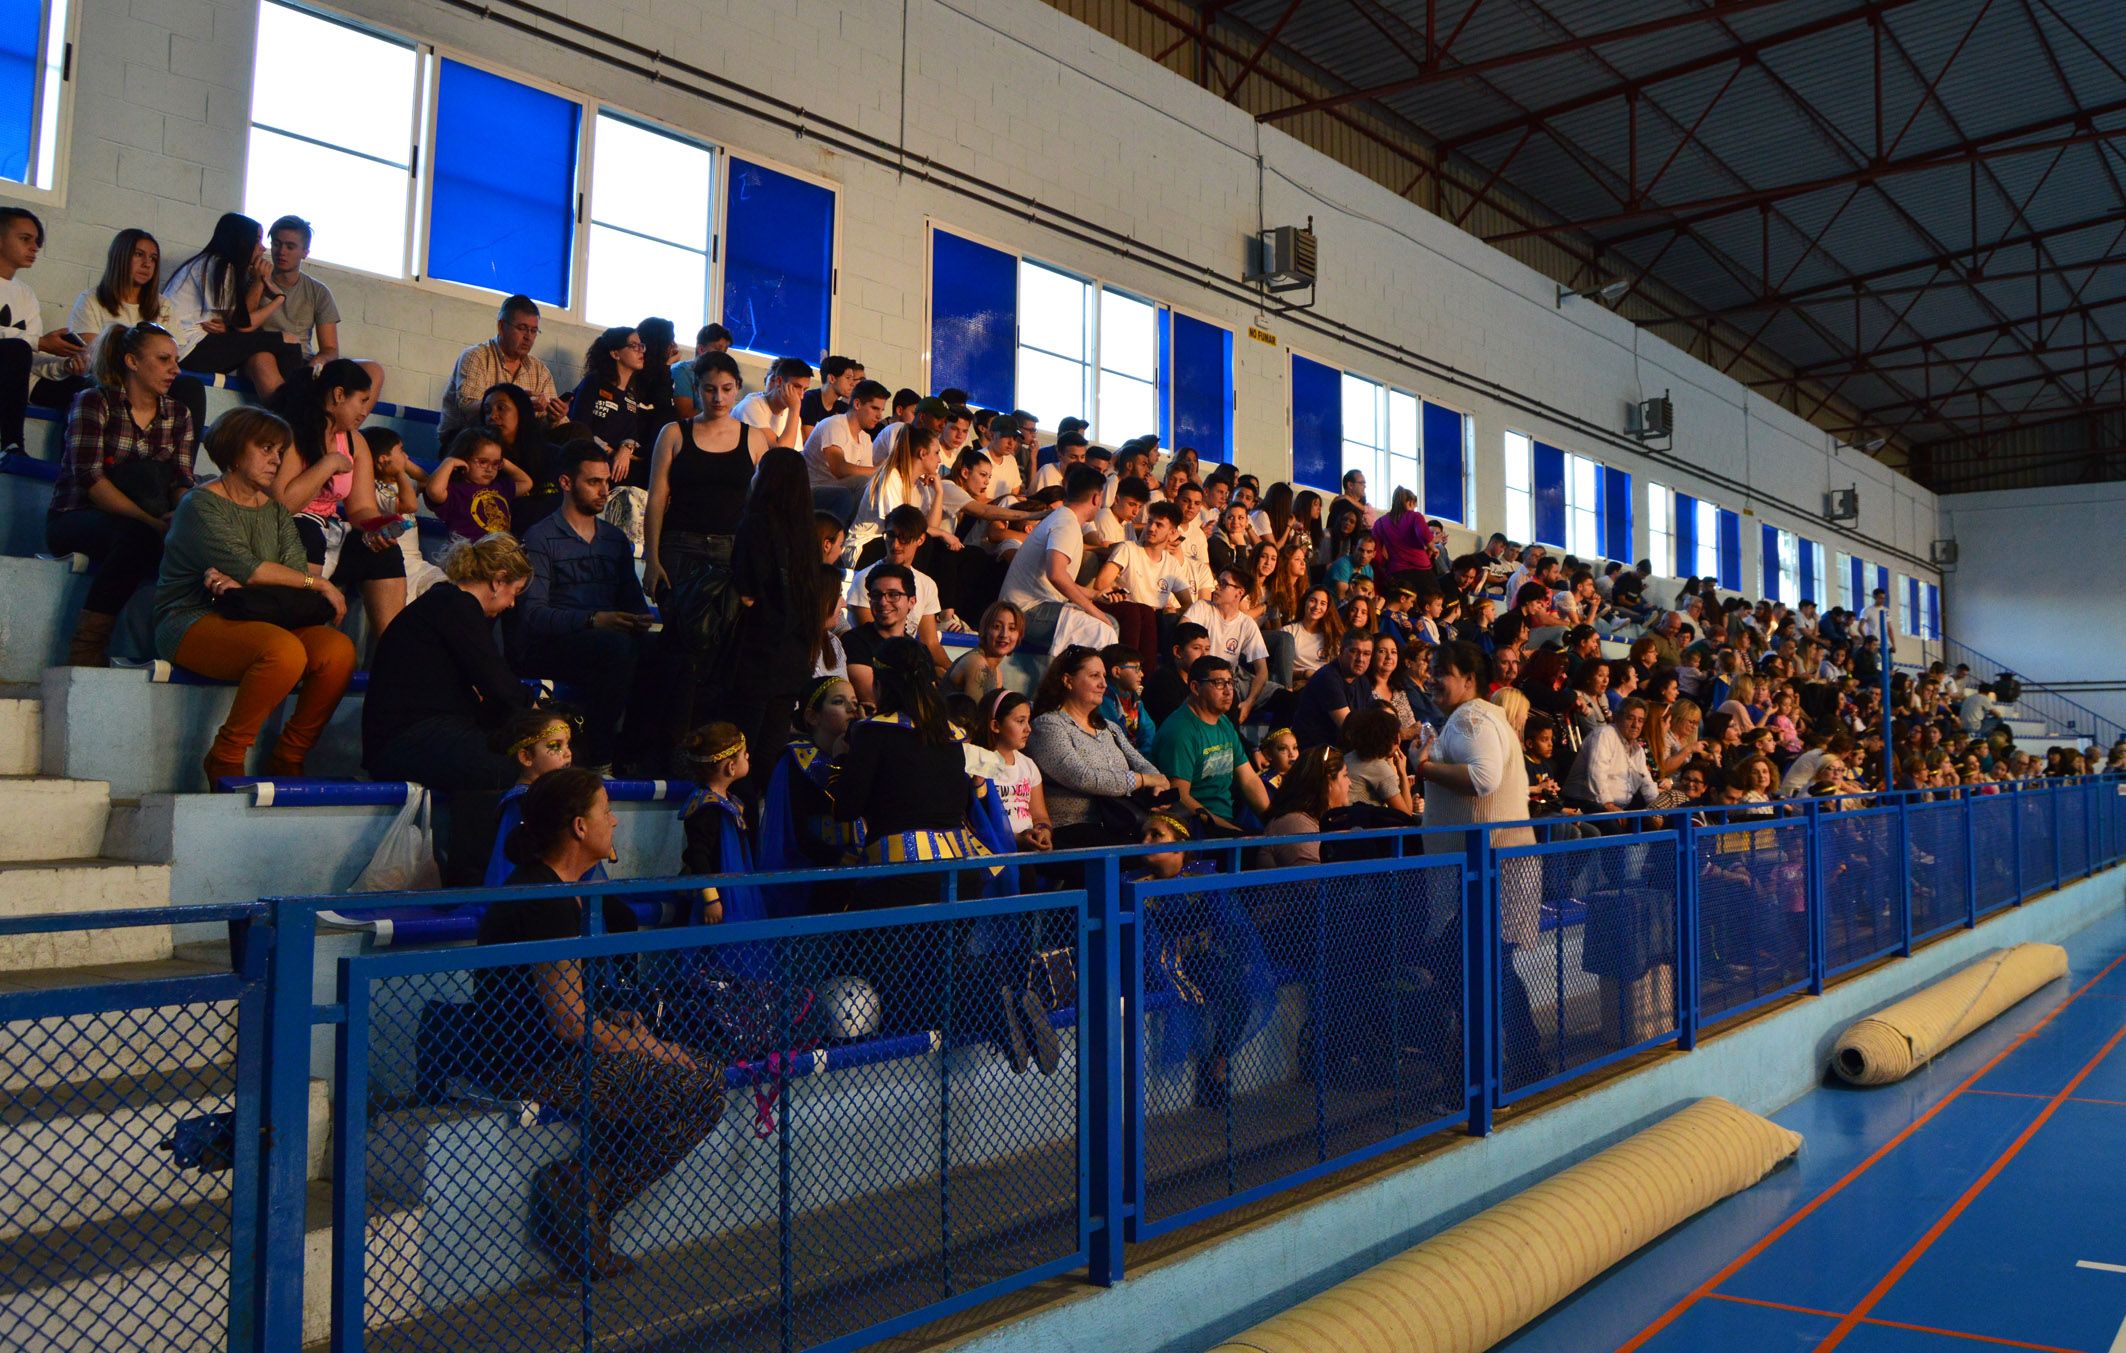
[1812,1017,2126,1350]
[1971,1088,2126,1108]
[1708,1293,2092,1353]
[1613,951,2126,1353]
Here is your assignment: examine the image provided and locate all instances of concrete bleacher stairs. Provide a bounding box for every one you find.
[0,684,351,1349]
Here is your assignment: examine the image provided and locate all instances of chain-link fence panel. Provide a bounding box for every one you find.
[0,989,254,1353]
[343,897,1083,1353]
[1909,800,1970,941]
[1697,814,1812,1027]
[1494,831,1678,1103]
[1971,792,2019,917]
[1824,808,1899,975]
[1133,856,1464,1235]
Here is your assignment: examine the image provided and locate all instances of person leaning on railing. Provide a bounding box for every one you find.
[475,767,723,1282]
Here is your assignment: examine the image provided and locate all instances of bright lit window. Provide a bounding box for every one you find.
[1777,529,1800,603]
[1504,430,1533,545]
[586,114,713,334]
[1694,498,1719,580]
[1803,540,1826,604]
[1386,390,1419,502]
[1341,374,1383,497]
[1566,454,1601,560]
[1,0,68,192]
[1016,260,1091,427]
[1837,552,1858,612]
[1096,287,1158,443]
[1647,484,1674,575]
[244,2,419,278]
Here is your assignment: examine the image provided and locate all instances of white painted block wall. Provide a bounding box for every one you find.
[9,0,1942,596]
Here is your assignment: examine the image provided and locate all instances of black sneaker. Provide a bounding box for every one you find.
[1021,988,1061,1075]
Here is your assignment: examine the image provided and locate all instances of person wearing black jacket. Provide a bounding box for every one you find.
[364,531,533,883]
[1145,622,1211,726]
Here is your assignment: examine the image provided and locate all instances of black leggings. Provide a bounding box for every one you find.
[179,329,301,383]
[0,337,91,450]
[47,507,164,616]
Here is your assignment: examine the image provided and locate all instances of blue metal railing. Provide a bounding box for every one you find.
[1934,634,2126,747]
[0,779,2121,1352]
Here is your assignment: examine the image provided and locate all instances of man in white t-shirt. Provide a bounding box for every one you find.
[731,356,813,448]
[997,465,1114,650]
[802,379,889,516]
[1093,500,1194,611]
[978,416,1026,500]
[1173,482,1210,571]
[1859,588,1895,655]
[874,395,948,464]
[1182,569,1272,722]
[842,506,949,673]
[1032,430,1089,493]
[1088,474,1150,551]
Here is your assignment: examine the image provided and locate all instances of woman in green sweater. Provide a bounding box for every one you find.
[154,407,356,787]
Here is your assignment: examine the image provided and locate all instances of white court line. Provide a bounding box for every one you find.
[2080,1260,2126,1274]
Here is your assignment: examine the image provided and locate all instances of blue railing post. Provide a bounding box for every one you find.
[225,914,271,1353]
[1962,787,1979,929]
[1802,799,1826,997]
[1085,853,1127,1285]
[1676,812,1701,1050]
[1463,826,1496,1138]
[257,901,317,1351]
[1894,796,1914,958]
[329,951,369,1353]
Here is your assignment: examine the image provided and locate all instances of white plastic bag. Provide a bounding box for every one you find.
[351,786,442,893]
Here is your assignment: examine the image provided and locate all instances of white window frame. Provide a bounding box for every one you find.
[1776,528,1800,604]
[1013,257,1093,432]
[1503,430,1533,547]
[2,0,75,203]
[582,110,717,336]
[1836,551,1858,613]
[1647,483,1675,576]
[1095,284,1160,446]
[1693,498,1720,581]
[1565,452,1601,561]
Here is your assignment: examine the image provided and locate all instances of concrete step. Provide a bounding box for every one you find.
[0,1180,419,1353]
[0,1066,328,1242]
[0,957,233,1093]
[0,695,36,776]
[0,777,109,863]
[0,859,175,971]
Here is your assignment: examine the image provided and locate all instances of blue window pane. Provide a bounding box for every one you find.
[1171,312,1233,463]
[723,156,835,362]
[1532,441,1566,548]
[1422,401,1465,524]
[1674,492,1696,574]
[1291,354,1342,491]
[1762,524,1781,601]
[427,60,579,305]
[1719,509,1742,592]
[1850,556,1865,606]
[1601,464,1631,562]
[930,230,1016,411]
[1875,564,1889,601]
[0,0,40,183]
[1799,538,1818,604]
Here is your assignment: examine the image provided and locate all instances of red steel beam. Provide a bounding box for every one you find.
[1222,0,1307,99]
[1256,0,1793,123]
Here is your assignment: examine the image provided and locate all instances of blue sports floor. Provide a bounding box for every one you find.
[1499,907,2126,1353]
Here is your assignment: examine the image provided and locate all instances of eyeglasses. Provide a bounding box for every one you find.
[1196,677,1237,689]
[868,590,910,602]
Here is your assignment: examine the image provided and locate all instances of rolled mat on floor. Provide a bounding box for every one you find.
[1207,1097,1800,1353]
[1831,942,2068,1086]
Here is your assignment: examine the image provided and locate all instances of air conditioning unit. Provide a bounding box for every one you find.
[1825,487,1859,522]
[1247,224,1317,293]
[1930,539,1959,567]
[1628,393,1673,442]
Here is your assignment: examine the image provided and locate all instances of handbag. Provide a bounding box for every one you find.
[1089,785,1176,839]
[215,582,335,630]
[105,457,182,517]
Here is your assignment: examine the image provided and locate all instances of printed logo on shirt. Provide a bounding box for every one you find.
[1197,740,1235,784]
[469,487,512,533]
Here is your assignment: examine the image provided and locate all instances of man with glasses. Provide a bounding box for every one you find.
[1149,655,1271,835]
[1182,569,1273,725]
[440,294,568,440]
[841,561,919,708]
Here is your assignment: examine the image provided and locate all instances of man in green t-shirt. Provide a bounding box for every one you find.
[1149,655,1271,832]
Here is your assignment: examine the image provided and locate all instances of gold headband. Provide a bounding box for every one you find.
[687,734,747,766]
[1265,728,1296,747]
[1147,812,1193,842]
[806,678,851,713]
[506,718,573,757]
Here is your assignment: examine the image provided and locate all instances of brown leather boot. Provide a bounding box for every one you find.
[66,610,116,668]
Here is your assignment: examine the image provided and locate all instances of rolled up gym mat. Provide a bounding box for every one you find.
[1832,942,2067,1086]
[1207,1097,1800,1353]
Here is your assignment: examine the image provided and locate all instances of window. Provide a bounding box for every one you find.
[1337,375,1417,501]
[245,3,419,277]
[428,59,581,304]
[1015,260,1090,428]
[585,114,713,334]
[1096,288,1158,445]
[1902,575,1922,637]
[1838,552,1859,613]
[1924,582,1941,640]
[721,156,836,361]
[1778,530,1800,603]
[1565,454,1601,559]
[1,0,67,193]
[1648,484,1675,574]
[1693,498,1719,580]
[1291,354,1342,490]
[1170,312,1234,462]
[1421,401,1469,524]
[1504,430,1533,545]
[929,229,1018,411]
[1800,538,1825,605]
